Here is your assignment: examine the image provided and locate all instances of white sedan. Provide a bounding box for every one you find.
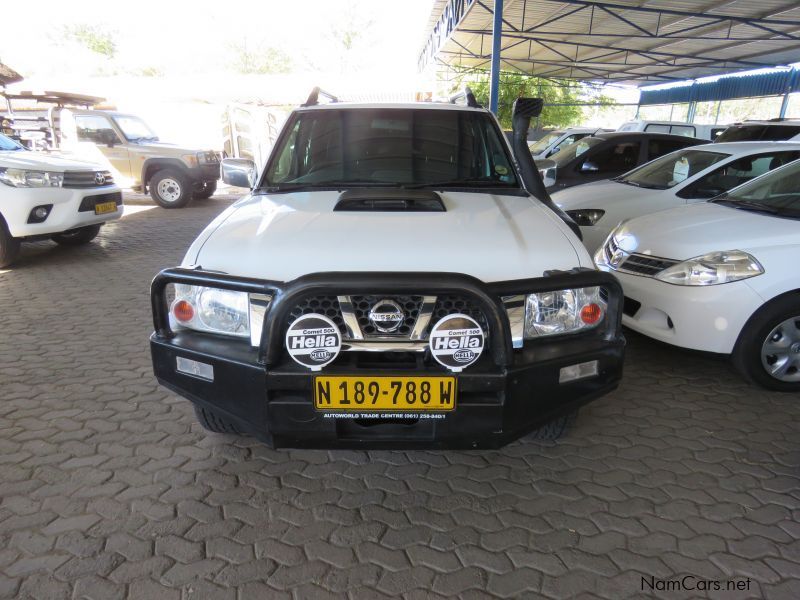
[554,141,800,253]
[595,159,800,391]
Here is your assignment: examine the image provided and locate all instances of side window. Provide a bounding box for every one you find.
[761,126,800,141]
[678,151,800,199]
[74,115,119,144]
[644,124,671,134]
[669,125,695,137]
[647,139,692,161]
[271,119,301,182]
[581,142,641,174]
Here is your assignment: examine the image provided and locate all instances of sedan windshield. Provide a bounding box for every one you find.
[263,108,519,190]
[549,136,604,167]
[113,115,158,141]
[0,133,26,151]
[617,148,729,190]
[528,132,562,154]
[712,159,800,219]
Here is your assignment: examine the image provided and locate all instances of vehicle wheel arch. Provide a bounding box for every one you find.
[141,158,191,192]
[734,287,800,349]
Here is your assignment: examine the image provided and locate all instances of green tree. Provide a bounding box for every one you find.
[228,41,292,75]
[449,69,614,129]
[62,24,117,58]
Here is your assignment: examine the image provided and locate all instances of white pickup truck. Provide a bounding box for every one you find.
[149,89,626,449]
[0,133,122,267]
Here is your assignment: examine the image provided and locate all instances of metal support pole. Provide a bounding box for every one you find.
[489,0,504,115]
[687,100,697,123]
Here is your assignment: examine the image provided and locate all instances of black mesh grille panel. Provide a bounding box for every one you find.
[287,296,346,334]
[621,254,679,276]
[431,295,489,335]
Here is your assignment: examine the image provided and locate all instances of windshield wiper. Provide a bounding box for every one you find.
[617,179,667,190]
[712,198,779,214]
[403,178,514,189]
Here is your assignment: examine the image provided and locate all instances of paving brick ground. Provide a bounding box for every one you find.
[1,192,800,599]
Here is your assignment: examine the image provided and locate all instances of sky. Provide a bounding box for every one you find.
[1,0,435,85]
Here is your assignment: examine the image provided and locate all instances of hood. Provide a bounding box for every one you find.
[613,202,800,259]
[186,190,587,282]
[131,141,215,156]
[0,150,109,171]
[553,179,658,211]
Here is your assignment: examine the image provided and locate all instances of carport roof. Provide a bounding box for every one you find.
[420,0,800,85]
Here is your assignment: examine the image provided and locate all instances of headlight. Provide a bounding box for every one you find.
[170,284,250,337]
[566,209,605,226]
[524,286,605,338]
[0,168,63,188]
[655,250,763,286]
[197,151,218,164]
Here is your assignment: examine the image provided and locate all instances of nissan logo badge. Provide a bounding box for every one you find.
[368,298,405,333]
[285,313,342,371]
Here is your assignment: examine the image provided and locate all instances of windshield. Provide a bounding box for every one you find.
[549,136,604,167]
[617,148,729,189]
[263,108,519,190]
[528,132,562,154]
[112,115,158,141]
[712,159,800,219]
[0,133,26,151]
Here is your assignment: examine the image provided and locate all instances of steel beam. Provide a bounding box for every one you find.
[489,0,504,114]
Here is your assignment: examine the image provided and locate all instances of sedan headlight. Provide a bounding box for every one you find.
[655,250,763,286]
[524,286,605,338]
[566,209,605,226]
[170,284,250,337]
[0,168,64,188]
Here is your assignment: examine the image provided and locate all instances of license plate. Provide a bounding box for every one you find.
[94,201,117,215]
[314,376,456,411]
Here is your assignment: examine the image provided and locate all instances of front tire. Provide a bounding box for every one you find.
[150,169,192,208]
[528,410,578,441]
[51,224,102,246]
[194,406,240,434]
[0,217,21,268]
[733,294,800,392]
[193,181,217,200]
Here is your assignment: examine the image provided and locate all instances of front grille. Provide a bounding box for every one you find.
[287,296,346,335]
[351,295,423,336]
[619,254,679,276]
[78,191,123,212]
[63,170,114,189]
[285,293,489,343]
[430,295,489,334]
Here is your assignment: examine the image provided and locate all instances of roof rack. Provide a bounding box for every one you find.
[449,86,481,108]
[302,87,339,107]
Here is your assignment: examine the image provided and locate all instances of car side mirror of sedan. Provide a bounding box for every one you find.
[221,158,256,188]
[580,161,599,173]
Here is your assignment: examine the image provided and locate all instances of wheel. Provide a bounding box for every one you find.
[193,181,217,200]
[733,294,800,392]
[528,410,578,441]
[149,169,192,208]
[0,217,21,268]
[51,224,102,246]
[193,405,240,434]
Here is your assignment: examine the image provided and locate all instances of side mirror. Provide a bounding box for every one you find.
[580,161,599,173]
[222,158,256,188]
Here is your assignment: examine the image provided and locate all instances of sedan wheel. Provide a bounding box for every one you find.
[760,316,800,383]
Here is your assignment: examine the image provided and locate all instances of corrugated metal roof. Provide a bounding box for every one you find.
[420,0,800,86]
[639,67,800,104]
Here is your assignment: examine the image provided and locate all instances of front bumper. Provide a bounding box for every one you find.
[150,269,625,449]
[187,163,220,184]
[4,185,123,238]
[598,265,763,354]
